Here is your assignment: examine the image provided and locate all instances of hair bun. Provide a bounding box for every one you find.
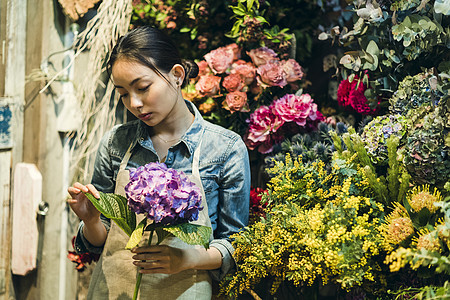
[182,59,199,80]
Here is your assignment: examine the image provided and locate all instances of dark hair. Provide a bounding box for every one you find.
[107,26,198,88]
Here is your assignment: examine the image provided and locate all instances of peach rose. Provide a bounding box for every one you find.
[204,46,235,74]
[222,74,244,92]
[195,74,221,96]
[226,43,241,61]
[247,47,278,66]
[197,60,211,76]
[282,59,304,82]
[224,91,248,113]
[257,61,287,88]
[231,62,256,85]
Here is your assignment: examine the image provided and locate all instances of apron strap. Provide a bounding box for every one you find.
[120,143,134,171]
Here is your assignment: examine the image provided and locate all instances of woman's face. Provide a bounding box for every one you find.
[111,58,179,127]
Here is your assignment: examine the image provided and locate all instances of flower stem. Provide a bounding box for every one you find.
[133,229,153,300]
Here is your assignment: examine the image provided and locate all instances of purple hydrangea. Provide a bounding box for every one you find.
[124,162,203,226]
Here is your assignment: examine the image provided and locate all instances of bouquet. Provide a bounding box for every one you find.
[244,93,324,154]
[182,44,306,137]
[85,162,212,300]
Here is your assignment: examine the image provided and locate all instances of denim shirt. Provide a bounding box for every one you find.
[75,100,251,281]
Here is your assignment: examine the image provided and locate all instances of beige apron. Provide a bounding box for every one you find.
[87,139,213,300]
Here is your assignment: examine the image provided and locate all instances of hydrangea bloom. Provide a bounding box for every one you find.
[361,114,408,165]
[124,162,203,226]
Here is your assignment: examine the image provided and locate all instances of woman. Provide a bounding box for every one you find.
[68,26,250,299]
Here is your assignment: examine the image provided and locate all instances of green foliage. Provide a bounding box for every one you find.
[85,192,136,236]
[361,114,409,165]
[320,0,450,105]
[389,280,450,300]
[391,15,447,61]
[131,0,235,57]
[126,218,146,249]
[162,223,211,249]
[399,99,450,188]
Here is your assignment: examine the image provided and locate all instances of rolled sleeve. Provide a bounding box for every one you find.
[74,215,111,254]
[209,239,236,281]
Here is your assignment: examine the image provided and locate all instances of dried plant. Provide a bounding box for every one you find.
[69,0,133,182]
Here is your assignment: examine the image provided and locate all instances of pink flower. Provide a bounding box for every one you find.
[222,74,244,92]
[282,59,304,83]
[244,106,284,153]
[226,43,241,61]
[257,61,288,88]
[195,74,221,96]
[224,91,248,113]
[231,62,256,85]
[271,94,314,126]
[197,60,211,76]
[247,47,278,66]
[337,75,377,115]
[204,46,235,74]
[308,103,319,121]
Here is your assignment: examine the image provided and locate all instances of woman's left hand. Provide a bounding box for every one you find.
[131,245,193,274]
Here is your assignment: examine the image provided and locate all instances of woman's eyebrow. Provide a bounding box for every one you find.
[114,77,146,88]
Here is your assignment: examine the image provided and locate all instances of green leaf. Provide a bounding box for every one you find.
[366,40,380,56]
[163,223,212,249]
[85,192,136,236]
[190,27,198,40]
[126,218,147,250]
[255,16,268,24]
[155,227,172,245]
[231,5,246,15]
[247,0,255,11]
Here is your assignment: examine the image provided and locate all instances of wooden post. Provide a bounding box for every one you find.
[1,0,27,299]
[0,151,11,298]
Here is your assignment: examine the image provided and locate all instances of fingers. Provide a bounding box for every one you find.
[86,184,100,199]
[131,245,166,254]
[132,251,168,262]
[67,183,100,199]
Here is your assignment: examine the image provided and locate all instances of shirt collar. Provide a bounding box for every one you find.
[133,100,205,157]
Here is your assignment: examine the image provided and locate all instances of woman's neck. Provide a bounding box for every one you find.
[151,95,194,139]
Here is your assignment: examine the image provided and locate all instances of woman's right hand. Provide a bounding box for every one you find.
[67,183,101,224]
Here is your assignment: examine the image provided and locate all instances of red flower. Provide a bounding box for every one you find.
[67,236,100,272]
[249,187,268,223]
[336,75,377,115]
